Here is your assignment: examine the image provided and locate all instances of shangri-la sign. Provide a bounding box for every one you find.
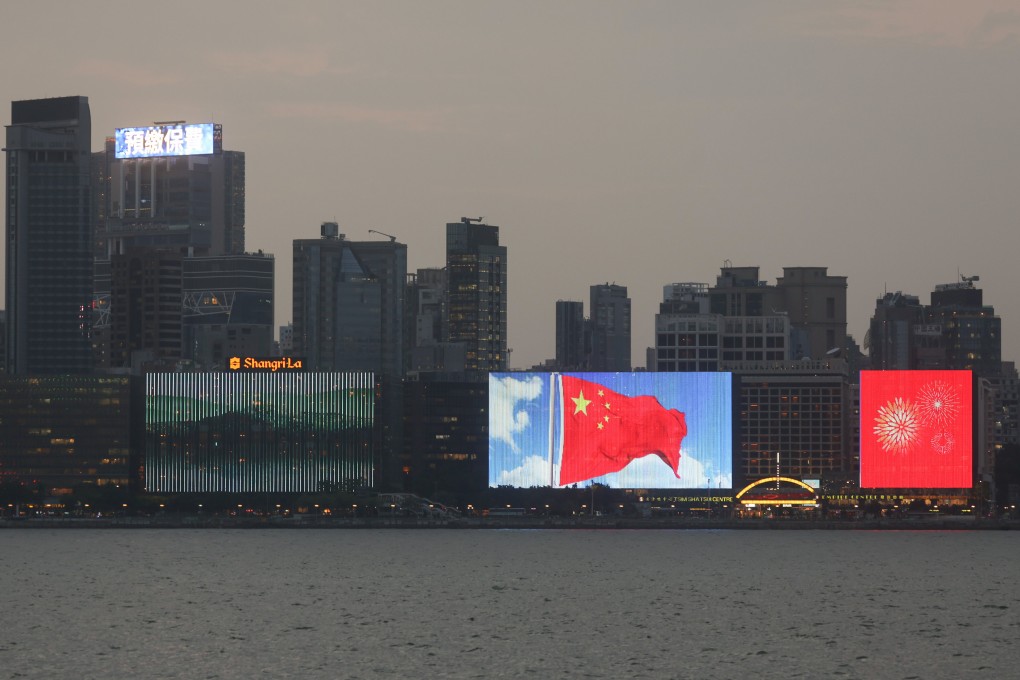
[228,357,305,372]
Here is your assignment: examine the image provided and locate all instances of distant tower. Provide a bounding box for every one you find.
[866,291,928,370]
[107,249,184,370]
[5,96,94,374]
[445,218,507,373]
[555,300,586,370]
[775,267,847,359]
[292,223,405,375]
[589,283,630,371]
[928,279,1000,376]
[97,122,244,257]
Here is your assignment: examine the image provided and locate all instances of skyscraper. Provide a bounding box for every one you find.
[293,223,406,375]
[92,250,275,372]
[928,280,1000,376]
[5,96,93,374]
[96,123,244,257]
[555,300,586,370]
[589,283,630,371]
[445,218,507,373]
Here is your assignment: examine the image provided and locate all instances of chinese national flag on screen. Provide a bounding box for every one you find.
[558,375,687,486]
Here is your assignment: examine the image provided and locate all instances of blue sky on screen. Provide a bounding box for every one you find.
[489,373,732,489]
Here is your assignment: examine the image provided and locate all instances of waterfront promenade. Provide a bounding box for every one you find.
[3,514,1017,530]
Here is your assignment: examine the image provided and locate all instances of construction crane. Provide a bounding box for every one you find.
[368,229,396,242]
[460,216,484,224]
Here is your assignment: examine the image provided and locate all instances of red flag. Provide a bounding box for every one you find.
[558,375,687,486]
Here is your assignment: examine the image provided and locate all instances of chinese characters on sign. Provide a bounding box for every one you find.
[114,123,217,159]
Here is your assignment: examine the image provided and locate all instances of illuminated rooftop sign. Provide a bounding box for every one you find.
[228,356,305,372]
[114,123,219,159]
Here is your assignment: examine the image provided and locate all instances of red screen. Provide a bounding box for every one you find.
[860,370,972,488]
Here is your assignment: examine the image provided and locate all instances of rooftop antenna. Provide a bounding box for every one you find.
[368,229,397,242]
[460,216,484,224]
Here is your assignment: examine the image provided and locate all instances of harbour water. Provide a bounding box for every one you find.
[1,529,1017,679]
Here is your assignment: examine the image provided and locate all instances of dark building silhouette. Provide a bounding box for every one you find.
[0,311,6,373]
[0,375,139,494]
[928,281,1001,376]
[107,249,184,370]
[445,218,507,373]
[93,251,274,372]
[293,222,405,375]
[708,265,847,360]
[866,291,942,370]
[5,96,94,374]
[589,283,630,371]
[94,127,245,257]
[402,378,487,506]
[555,300,587,370]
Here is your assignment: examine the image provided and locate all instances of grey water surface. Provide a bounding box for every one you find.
[0,529,1017,679]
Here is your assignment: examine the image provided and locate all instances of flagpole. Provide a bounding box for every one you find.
[549,373,559,487]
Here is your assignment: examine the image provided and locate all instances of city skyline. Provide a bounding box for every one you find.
[3,1,1020,368]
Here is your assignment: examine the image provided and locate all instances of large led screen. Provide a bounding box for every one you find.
[115,123,216,159]
[490,372,733,489]
[860,370,972,488]
[145,372,374,493]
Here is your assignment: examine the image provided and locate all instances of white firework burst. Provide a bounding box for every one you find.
[917,380,959,427]
[874,397,919,452]
[931,430,954,455]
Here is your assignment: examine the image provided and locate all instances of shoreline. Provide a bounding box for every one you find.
[3,516,1017,530]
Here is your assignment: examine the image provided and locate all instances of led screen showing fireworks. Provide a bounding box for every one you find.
[489,372,733,489]
[859,370,972,488]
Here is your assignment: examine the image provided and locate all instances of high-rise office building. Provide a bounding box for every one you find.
[865,291,942,370]
[293,223,405,374]
[107,249,184,370]
[555,300,586,370]
[406,268,468,374]
[589,283,630,371]
[345,238,407,379]
[93,251,274,372]
[445,218,507,373]
[707,266,847,361]
[0,374,138,493]
[0,311,6,372]
[5,96,94,375]
[180,252,275,369]
[775,267,847,359]
[928,280,1000,376]
[95,123,244,257]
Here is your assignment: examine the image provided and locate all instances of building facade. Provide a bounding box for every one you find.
[928,281,1001,376]
[95,126,245,257]
[707,266,847,361]
[589,283,630,371]
[554,300,586,370]
[5,96,94,374]
[445,219,507,373]
[145,371,374,493]
[93,251,274,372]
[293,223,406,374]
[0,375,138,493]
[736,364,849,485]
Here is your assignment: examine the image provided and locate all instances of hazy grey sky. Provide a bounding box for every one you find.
[4,1,1020,368]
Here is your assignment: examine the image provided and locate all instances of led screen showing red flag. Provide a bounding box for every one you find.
[559,375,687,486]
[860,370,972,488]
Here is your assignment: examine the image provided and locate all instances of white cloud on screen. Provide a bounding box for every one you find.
[599,447,732,489]
[497,455,560,488]
[490,375,544,453]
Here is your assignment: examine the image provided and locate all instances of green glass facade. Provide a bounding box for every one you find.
[145,372,374,492]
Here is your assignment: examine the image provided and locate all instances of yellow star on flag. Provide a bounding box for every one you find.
[572,390,592,415]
